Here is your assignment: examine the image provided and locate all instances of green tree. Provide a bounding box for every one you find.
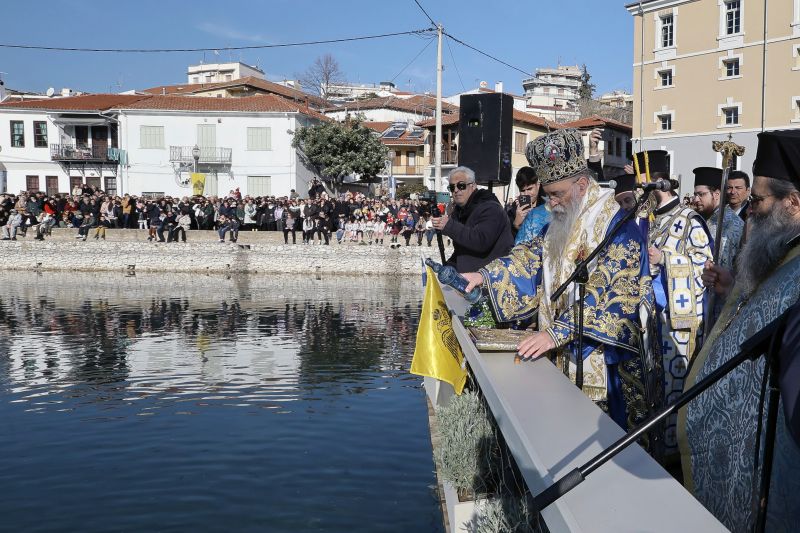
[578,64,595,100]
[292,119,388,195]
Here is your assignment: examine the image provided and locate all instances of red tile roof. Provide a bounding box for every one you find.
[121,94,329,120]
[362,121,393,133]
[417,114,459,128]
[561,115,632,132]
[0,93,329,121]
[140,76,330,109]
[0,94,148,111]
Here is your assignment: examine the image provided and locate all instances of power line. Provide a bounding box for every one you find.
[443,31,532,77]
[444,35,466,92]
[390,36,435,83]
[0,29,434,54]
[412,0,436,26]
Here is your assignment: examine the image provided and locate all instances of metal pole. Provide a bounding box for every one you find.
[435,23,443,193]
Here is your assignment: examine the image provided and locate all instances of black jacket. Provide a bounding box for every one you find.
[441,189,514,273]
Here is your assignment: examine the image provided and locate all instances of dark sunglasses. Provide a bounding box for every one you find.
[448,181,474,192]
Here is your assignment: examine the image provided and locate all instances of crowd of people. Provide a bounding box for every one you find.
[0,181,447,246]
[429,127,800,532]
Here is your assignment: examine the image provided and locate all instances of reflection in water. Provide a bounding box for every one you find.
[0,272,442,533]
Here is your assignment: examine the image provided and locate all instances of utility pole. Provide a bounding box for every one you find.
[435,23,443,193]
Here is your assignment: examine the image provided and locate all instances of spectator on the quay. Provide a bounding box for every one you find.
[284,212,297,244]
[302,215,314,244]
[136,200,148,229]
[173,211,191,242]
[402,214,415,246]
[335,214,347,244]
[217,213,239,243]
[415,215,427,246]
[92,214,112,240]
[33,212,57,240]
[157,211,176,242]
[76,213,96,241]
[243,198,257,231]
[374,217,386,245]
[316,213,331,245]
[121,195,133,228]
[274,202,285,234]
[1,210,22,240]
[365,217,375,244]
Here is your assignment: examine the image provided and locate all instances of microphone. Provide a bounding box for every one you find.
[637,178,680,192]
[597,180,618,189]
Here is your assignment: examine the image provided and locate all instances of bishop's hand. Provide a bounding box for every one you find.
[517,331,556,360]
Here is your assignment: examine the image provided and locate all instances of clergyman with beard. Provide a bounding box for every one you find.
[461,129,652,431]
[430,166,513,273]
[678,129,800,532]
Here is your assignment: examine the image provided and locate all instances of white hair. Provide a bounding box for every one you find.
[448,166,476,183]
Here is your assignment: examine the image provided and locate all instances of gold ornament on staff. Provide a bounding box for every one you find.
[705,134,745,337]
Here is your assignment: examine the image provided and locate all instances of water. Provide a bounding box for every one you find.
[0,272,442,533]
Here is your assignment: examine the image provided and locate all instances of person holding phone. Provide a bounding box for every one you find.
[511,166,550,244]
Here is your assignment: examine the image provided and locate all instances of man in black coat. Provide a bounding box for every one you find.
[431,166,514,273]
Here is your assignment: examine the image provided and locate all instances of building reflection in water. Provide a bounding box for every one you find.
[0,272,421,413]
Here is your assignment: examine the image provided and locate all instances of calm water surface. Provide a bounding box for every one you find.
[0,272,442,533]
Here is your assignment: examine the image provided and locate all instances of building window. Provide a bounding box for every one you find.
[514,131,527,153]
[10,120,24,147]
[105,177,117,196]
[615,137,622,157]
[726,1,741,35]
[659,114,672,131]
[407,151,416,169]
[724,107,739,125]
[659,70,673,87]
[45,176,59,196]
[33,121,48,148]
[247,127,272,151]
[192,76,199,83]
[661,14,674,48]
[26,175,39,192]
[725,58,740,77]
[139,126,164,149]
[225,74,232,81]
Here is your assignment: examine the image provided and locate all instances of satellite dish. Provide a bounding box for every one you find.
[479,81,488,88]
[46,87,55,97]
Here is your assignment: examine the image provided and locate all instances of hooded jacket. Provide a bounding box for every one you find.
[441,188,514,273]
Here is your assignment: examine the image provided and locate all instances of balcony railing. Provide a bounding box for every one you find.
[170,146,232,165]
[391,165,423,176]
[441,150,457,165]
[51,144,111,161]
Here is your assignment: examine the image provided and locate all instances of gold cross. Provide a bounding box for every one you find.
[712,133,746,169]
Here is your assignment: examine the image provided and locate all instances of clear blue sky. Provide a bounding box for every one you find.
[0,0,635,98]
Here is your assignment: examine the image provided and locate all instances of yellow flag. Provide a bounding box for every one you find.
[191,173,206,196]
[410,266,467,395]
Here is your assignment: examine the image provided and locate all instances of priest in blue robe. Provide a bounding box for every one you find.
[678,129,800,532]
[463,129,653,431]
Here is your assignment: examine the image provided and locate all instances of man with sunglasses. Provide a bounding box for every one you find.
[430,166,513,273]
[679,129,800,532]
[461,129,653,434]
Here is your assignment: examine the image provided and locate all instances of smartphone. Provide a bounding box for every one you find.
[518,195,531,207]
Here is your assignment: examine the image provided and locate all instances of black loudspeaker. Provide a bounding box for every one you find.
[457,93,514,185]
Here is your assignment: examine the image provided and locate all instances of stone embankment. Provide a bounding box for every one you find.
[0,229,449,275]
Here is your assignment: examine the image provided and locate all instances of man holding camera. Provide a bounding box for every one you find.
[430,166,513,273]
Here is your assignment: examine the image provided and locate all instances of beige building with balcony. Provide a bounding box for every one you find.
[626,0,800,192]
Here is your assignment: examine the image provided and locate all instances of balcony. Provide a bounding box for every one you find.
[169,146,232,165]
[391,165,423,176]
[51,144,111,162]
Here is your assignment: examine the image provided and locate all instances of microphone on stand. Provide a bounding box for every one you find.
[637,178,680,192]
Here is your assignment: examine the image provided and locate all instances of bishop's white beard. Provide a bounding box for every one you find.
[544,186,582,265]
[735,203,800,296]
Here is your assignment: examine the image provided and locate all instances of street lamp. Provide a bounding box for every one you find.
[387,150,395,197]
[191,144,201,173]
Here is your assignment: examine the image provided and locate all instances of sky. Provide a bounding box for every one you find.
[0,0,635,98]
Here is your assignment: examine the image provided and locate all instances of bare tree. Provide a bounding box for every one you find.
[299,54,344,101]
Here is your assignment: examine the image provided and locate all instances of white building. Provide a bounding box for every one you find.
[186,62,265,84]
[522,65,582,122]
[322,81,400,104]
[0,93,326,197]
[324,94,458,123]
[444,82,528,111]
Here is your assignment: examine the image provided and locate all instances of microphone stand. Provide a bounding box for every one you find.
[551,188,655,389]
[532,304,793,533]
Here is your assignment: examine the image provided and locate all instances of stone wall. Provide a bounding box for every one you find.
[0,240,448,276]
